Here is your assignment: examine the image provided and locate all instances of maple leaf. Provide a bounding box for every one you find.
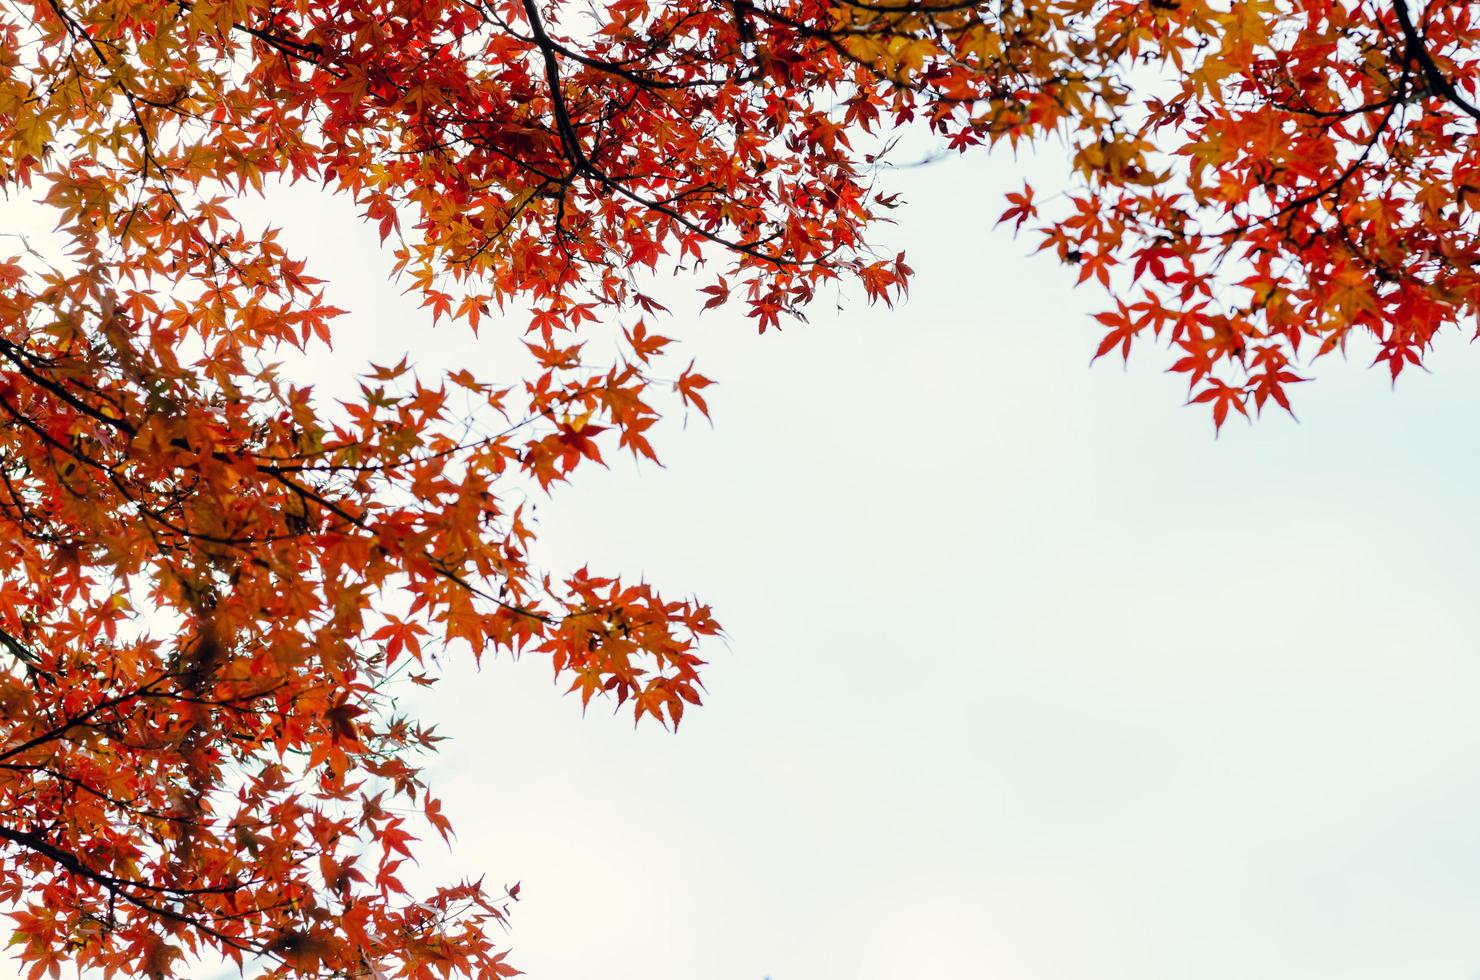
[997,185,1037,233]
[675,363,714,419]
[1191,381,1251,432]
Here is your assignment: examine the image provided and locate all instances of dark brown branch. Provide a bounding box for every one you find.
[1395,0,1480,121]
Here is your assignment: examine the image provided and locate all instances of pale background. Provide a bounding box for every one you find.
[6,143,1480,979]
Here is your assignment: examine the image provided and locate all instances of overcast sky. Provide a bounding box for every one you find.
[8,141,1480,980]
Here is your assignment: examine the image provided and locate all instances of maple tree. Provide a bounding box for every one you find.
[0,0,1477,976]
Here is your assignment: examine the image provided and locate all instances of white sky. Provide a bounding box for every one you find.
[7,144,1480,980]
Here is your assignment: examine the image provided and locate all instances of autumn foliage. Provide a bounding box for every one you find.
[0,0,1476,976]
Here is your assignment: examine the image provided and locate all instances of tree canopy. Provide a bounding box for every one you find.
[0,0,1476,976]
